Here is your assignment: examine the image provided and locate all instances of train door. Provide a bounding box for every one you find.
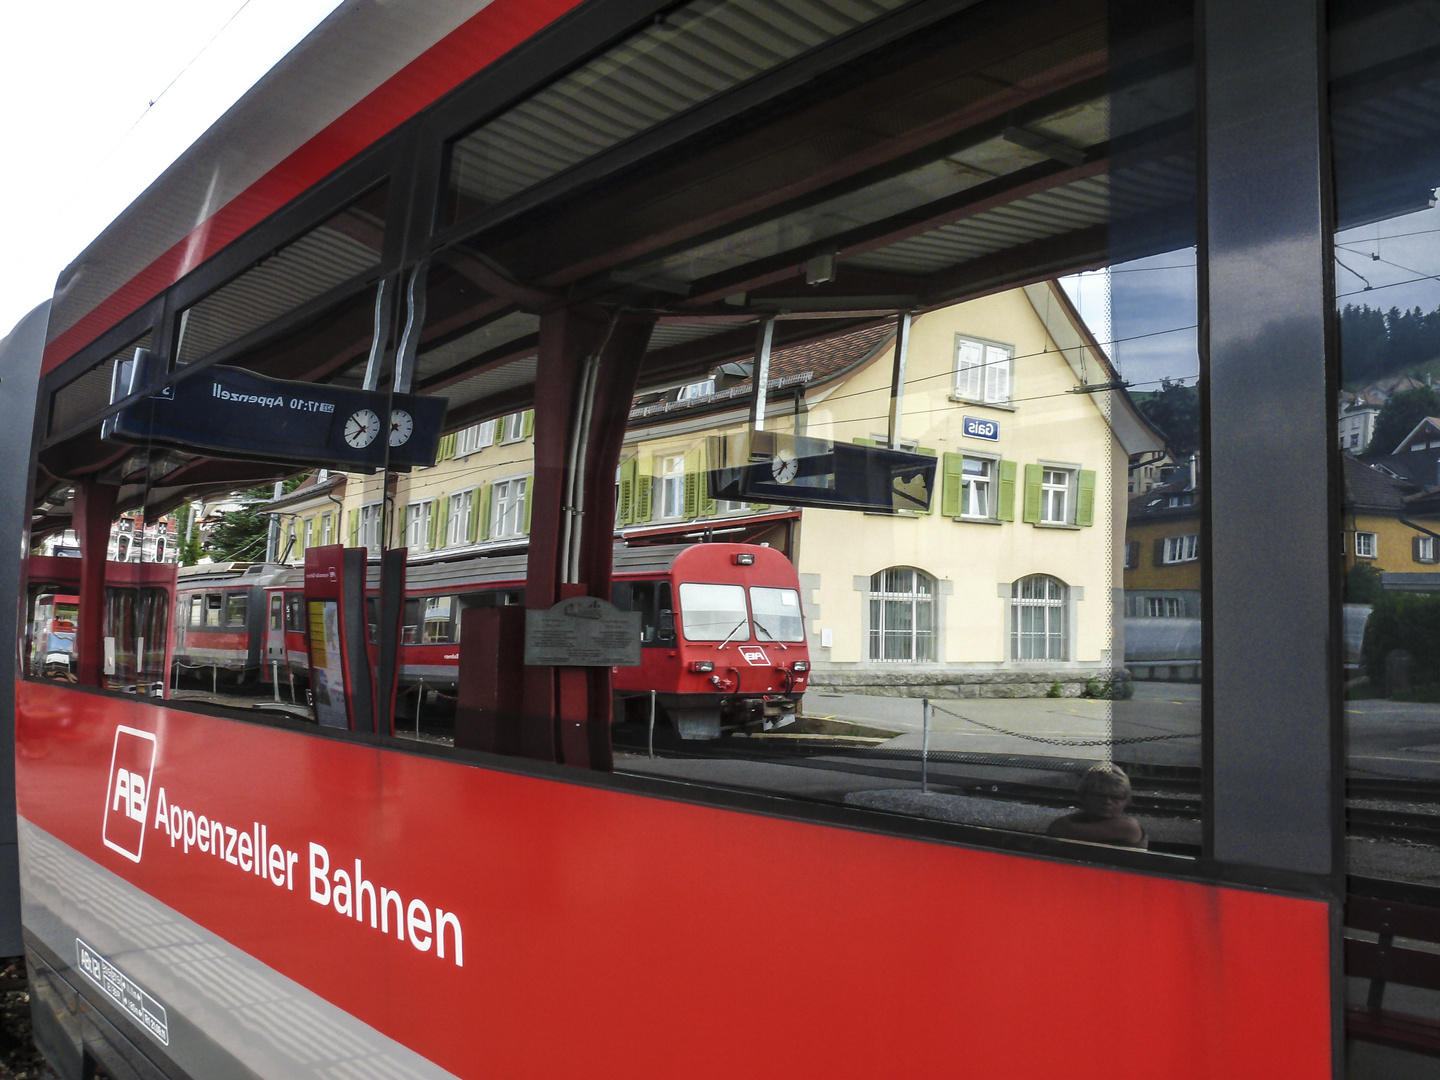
[266,591,285,668]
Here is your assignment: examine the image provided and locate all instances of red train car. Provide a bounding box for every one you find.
[24,554,176,696]
[260,543,808,735]
[173,562,290,684]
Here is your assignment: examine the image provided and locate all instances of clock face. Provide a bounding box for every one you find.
[343,409,381,449]
[771,447,799,484]
[389,409,414,447]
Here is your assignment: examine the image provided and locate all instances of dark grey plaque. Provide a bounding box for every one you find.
[524,597,642,667]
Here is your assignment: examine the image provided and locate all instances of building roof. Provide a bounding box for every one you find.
[1344,451,1418,512]
[1128,471,1200,522]
[262,471,346,512]
[628,322,894,423]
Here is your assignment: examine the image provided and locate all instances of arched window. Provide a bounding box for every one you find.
[1011,575,1067,661]
[868,567,935,662]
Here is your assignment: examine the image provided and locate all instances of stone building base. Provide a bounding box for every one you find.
[808,667,1125,699]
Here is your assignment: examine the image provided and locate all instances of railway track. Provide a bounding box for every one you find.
[620,730,1440,844]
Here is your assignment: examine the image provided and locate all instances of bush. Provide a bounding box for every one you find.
[1362,591,1440,687]
[1046,680,1063,698]
[1346,563,1384,605]
[1083,673,1135,700]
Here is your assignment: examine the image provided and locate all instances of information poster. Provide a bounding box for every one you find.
[307,600,347,728]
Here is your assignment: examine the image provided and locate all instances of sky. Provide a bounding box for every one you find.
[0,0,346,340]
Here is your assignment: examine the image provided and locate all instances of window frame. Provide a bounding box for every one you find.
[1010,574,1068,662]
[953,334,1014,407]
[491,476,528,539]
[1354,531,1377,559]
[867,567,936,663]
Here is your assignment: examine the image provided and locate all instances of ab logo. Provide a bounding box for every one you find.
[103,727,157,863]
[738,646,770,666]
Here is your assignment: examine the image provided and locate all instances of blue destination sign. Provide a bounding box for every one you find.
[105,362,447,471]
[962,415,999,441]
[708,431,935,514]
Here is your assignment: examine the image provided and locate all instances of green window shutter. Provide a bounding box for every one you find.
[853,436,876,446]
[521,476,534,534]
[618,458,636,526]
[635,471,653,523]
[997,459,1017,522]
[468,488,482,543]
[700,443,718,518]
[683,446,701,519]
[399,505,410,547]
[521,410,535,438]
[1076,470,1096,527]
[941,453,964,517]
[751,501,771,511]
[437,435,454,461]
[348,510,359,547]
[917,448,938,514]
[427,498,441,549]
[1022,464,1043,524]
[476,485,491,542]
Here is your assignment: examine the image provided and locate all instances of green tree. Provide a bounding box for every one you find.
[1346,562,1384,605]
[173,503,203,566]
[202,476,305,562]
[1368,386,1440,458]
[1135,378,1200,458]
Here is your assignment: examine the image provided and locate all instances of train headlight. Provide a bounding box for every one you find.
[791,661,809,672]
[732,552,755,565]
[689,660,715,673]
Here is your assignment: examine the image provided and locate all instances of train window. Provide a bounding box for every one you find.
[286,595,305,633]
[422,597,455,644]
[205,594,223,627]
[189,595,204,627]
[1331,0,1440,891]
[678,583,749,642]
[749,587,805,643]
[173,184,389,367]
[226,594,248,627]
[48,330,153,439]
[269,595,283,631]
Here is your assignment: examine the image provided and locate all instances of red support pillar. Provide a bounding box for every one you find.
[72,481,117,688]
[522,307,612,761]
[571,315,654,769]
[523,308,654,767]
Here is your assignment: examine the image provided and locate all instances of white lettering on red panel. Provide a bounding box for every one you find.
[105,725,464,968]
[737,646,770,666]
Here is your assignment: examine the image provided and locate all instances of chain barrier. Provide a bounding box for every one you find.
[928,702,1197,748]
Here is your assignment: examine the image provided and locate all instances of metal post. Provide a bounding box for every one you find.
[649,690,657,759]
[271,661,281,702]
[749,317,775,432]
[212,665,217,696]
[288,670,295,704]
[415,685,422,739]
[921,697,930,794]
[887,312,912,449]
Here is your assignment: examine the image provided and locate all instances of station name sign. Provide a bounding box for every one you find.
[962,415,999,441]
[103,354,447,471]
[708,430,935,514]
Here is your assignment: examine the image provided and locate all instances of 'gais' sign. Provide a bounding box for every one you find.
[962,415,999,441]
[103,727,156,863]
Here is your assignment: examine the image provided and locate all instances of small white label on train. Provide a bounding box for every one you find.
[76,939,169,1046]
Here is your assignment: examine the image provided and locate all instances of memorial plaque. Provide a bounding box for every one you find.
[524,597,642,667]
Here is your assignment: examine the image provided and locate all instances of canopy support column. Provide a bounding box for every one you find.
[73,481,117,688]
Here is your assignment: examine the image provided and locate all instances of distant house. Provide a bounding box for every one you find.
[1370,415,1440,488]
[1341,452,1440,586]
[1123,463,1201,619]
[1338,398,1379,453]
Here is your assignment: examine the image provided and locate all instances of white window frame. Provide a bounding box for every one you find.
[406,500,431,552]
[678,379,714,401]
[320,513,333,546]
[1145,596,1184,618]
[1040,468,1071,525]
[447,490,473,547]
[867,568,936,663]
[1420,535,1436,563]
[953,335,1013,406]
[1163,534,1200,564]
[1011,575,1068,662]
[491,477,528,539]
[455,423,484,457]
[1355,531,1377,559]
[358,503,383,555]
[961,456,994,519]
[499,412,526,444]
[656,453,686,521]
